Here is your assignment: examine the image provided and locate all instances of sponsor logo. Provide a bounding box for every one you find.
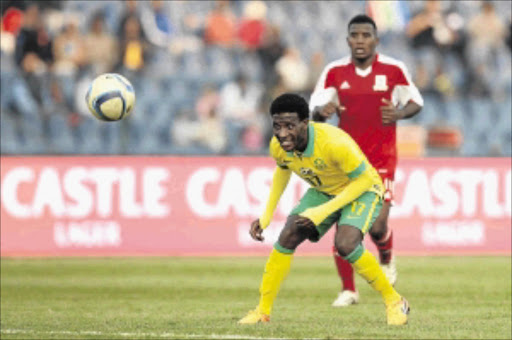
[422,220,485,246]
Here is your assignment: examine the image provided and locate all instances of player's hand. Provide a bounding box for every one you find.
[380,98,403,125]
[249,219,264,242]
[294,216,315,230]
[312,102,345,122]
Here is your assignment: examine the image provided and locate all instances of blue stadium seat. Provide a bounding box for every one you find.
[467,98,495,135]
[416,93,442,126]
[0,110,20,154]
[46,114,77,154]
[501,131,512,156]
[7,0,509,157]
[75,117,101,154]
[443,99,466,128]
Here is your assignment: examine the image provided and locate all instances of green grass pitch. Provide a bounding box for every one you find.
[1,256,510,339]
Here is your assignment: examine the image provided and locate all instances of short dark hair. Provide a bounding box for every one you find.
[348,14,377,32]
[270,93,309,121]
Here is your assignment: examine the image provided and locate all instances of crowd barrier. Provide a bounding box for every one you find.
[1,156,510,256]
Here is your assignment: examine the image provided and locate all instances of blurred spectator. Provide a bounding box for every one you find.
[306,51,326,93]
[118,14,150,74]
[507,20,512,51]
[218,73,263,124]
[2,6,23,35]
[406,0,456,50]
[464,1,509,97]
[52,18,86,76]
[172,107,228,154]
[52,16,87,120]
[204,0,237,47]
[238,0,267,50]
[467,1,506,50]
[275,47,309,92]
[173,85,227,153]
[218,73,265,151]
[117,0,146,41]
[169,13,204,55]
[140,0,173,48]
[195,83,220,119]
[84,11,118,75]
[1,0,510,157]
[256,24,285,86]
[406,0,467,97]
[14,4,53,104]
[467,1,507,67]
[1,16,16,56]
[367,0,409,34]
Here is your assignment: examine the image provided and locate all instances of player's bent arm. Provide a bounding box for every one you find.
[299,167,373,226]
[397,101,422,120]
[259,166,292,229]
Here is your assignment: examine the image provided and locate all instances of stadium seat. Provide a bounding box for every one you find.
[467,98,495,136]
[0,110,20,154]
[443,99,466,128]
[76,117,102,154]
[46,114,76,154]
[4,0,509,157]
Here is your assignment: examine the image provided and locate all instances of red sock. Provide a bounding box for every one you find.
[372,230,393,264]
[332,246,355,292]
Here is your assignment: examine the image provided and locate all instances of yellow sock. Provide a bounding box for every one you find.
[351,248,401,306]
[257,247,293,315]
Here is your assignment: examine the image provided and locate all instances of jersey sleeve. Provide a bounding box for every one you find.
[261,137,291,229]
[309,66,339,111]
[269,137,287,168]
[391,61,424,108]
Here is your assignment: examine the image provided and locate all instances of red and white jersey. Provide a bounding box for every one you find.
[309,53,423,179]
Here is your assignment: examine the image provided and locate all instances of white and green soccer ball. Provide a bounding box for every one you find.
[86,73,135,121]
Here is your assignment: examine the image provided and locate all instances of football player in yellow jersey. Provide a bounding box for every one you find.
[238,93,410,326]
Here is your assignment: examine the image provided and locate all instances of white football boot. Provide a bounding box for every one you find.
[332,290,359,307]
[381,256,397,286]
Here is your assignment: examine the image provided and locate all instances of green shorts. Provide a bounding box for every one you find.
[290,188,382,242]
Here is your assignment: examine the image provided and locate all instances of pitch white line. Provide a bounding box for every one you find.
[1,328,326,340]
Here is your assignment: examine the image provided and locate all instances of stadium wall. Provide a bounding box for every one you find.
[1,157,510,257]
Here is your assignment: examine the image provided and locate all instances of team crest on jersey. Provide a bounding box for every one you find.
[373,75,388,91]
[314,158,327,170]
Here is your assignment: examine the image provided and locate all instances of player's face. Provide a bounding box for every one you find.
[272,112,309,152]
[347,23,378,61]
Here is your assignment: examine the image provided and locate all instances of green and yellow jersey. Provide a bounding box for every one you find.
[260,122,384,228]
[270,122,383,196]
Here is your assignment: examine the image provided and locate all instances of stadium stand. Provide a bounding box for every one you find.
[1,0,511,156]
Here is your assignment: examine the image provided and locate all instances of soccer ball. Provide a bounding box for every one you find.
[86,73,135,121]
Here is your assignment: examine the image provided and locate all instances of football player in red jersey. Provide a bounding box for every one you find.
[310,14,424,307]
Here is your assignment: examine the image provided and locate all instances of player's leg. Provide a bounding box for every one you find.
[334,192,409,325]
[369,201,396,284]
[239,215,310,324]
[331,242,358,307]
[369,177,396,284]
[240,189,339,324]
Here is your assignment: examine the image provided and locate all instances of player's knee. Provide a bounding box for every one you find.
[277,219,305,250]
[335,238,359,257]
[369,218,388,241]
[334,227,362,257]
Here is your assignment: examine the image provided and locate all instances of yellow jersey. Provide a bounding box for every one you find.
[270,122,384,197]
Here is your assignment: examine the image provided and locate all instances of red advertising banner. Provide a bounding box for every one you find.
[1,157,510,256]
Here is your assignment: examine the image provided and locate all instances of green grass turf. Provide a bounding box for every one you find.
[1,256,510,339]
